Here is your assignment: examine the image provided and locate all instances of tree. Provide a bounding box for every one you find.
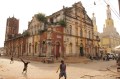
[38,29,47,35]
[22,30,29,36]
[58,19,67,27]
[35,13,47,22]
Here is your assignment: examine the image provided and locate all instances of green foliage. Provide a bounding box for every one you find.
[22,30,29,36]
[35,13,47,22]
[58,19,67,27]
[38,29,47,35]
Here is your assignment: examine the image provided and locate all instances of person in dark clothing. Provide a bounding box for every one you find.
[10,56,14,64]
[56,60,67,79]
[20,58,30,74]
[106,54,109,61]
[117,55,120,63]
[117,56,120,72]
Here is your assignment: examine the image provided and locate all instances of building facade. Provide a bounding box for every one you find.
[100,5,120,53]
[92,13,101,57]
[5,16,19,41]
[4,2,97,58]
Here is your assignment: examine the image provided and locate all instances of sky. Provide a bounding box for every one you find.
[0,0,119,47]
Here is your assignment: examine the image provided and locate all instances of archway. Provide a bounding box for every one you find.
[35,42,37,54]
[80,43,84,56]
[42,41,46,55]
[55,42,60,59]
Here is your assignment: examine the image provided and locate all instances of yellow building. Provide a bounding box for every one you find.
[100,5,120,53]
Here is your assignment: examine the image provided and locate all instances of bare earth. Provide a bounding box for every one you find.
[0,57,120,79]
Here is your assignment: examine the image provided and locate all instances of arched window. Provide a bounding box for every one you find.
[80,28,83,37]
[69,43,72,54]
[69,25,72,35]
[75,22,78,36]
[42,41,46,53]
[89,31,90,39]
[35,42,37,53]
[29,43,31,53]
[75,26,78,36]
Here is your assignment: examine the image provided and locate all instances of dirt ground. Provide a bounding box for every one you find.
[0,57,120,79]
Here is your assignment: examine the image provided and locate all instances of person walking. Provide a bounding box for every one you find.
[117,55,120,72]
[10,56,14,64]
[56,60,67,79]
[20,58,30,74]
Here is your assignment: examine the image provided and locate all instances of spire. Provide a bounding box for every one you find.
[92,13,98,33]
[92,13,96,24]
[106,4,111,19]
[105,4,114,28]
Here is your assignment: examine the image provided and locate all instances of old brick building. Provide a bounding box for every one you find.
[47,2,94,57]
[5,16,19,41]
[4,1,98,58]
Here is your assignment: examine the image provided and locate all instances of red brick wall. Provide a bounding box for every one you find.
[6,17,19,40]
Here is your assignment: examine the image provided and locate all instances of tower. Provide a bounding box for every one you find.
[106,5,111,19]
[103,4,116,34]
[105,5,114,28]
[5,16,19,41]
[100,4,120,53]
[92,13,98,35]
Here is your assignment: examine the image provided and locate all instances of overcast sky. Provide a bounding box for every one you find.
[0,0,119,47]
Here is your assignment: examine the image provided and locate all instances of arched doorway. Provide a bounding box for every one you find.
[35,42,37,54]
[80,43,84,56]
[69,43,72,55]
[29,43,31,54]
[55,42,60,59]
[41,41,46,55]
[95,46,98,57]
